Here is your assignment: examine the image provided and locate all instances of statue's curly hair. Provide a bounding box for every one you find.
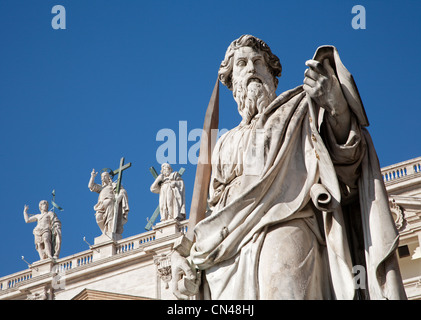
[218,35,282,90]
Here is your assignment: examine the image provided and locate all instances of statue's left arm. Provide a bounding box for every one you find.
[304,58,365,202]
[117,186,129,215]
[304,58,351,144]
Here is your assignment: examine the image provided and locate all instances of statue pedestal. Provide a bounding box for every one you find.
[153,219,183,240]
[31,258,55,277]
[94,232,122,245]
[90,232,122,260]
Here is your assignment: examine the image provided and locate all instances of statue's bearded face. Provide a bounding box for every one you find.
[232,46,276,125]
[101,172,112,186]
[161,164,172,177]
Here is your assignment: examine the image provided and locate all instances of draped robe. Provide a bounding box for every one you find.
[190,46,407,300]
[90,182,129,235]
[151,171,186,221]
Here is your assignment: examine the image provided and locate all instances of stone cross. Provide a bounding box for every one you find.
[111,157,131,234]
[112,157,132,194]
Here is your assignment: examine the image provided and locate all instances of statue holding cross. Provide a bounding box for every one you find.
[150,163,186,223]
[88,157,131,239]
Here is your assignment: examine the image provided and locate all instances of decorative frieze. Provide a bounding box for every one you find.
[154,253,172,289]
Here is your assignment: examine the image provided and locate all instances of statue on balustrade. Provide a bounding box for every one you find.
[150,163,186,221]
[88,169,129,237]
[23,200,62,260]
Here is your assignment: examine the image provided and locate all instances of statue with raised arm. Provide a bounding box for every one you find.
[150,163,186,221]
[23,200,62,260]
[88,169,129,237]
[171,35,407,300]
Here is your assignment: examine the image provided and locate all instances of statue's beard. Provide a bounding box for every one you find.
[233,78,275,125]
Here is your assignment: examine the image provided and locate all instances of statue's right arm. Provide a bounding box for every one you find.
[170,235,200,299]
[171,250,198,300]
[23,205,37,223]
[88,169,100,193]
[150,174,163,194]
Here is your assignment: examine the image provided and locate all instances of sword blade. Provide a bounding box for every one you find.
[186,77,219,241]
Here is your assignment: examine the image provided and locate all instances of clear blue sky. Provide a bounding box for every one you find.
[0,0,420,278]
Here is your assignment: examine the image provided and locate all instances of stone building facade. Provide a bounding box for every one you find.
[0,220,185,300]
[1,157,420,300]
[382,157,421,299]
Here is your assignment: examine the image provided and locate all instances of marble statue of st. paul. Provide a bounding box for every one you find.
[171,35,407,300]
